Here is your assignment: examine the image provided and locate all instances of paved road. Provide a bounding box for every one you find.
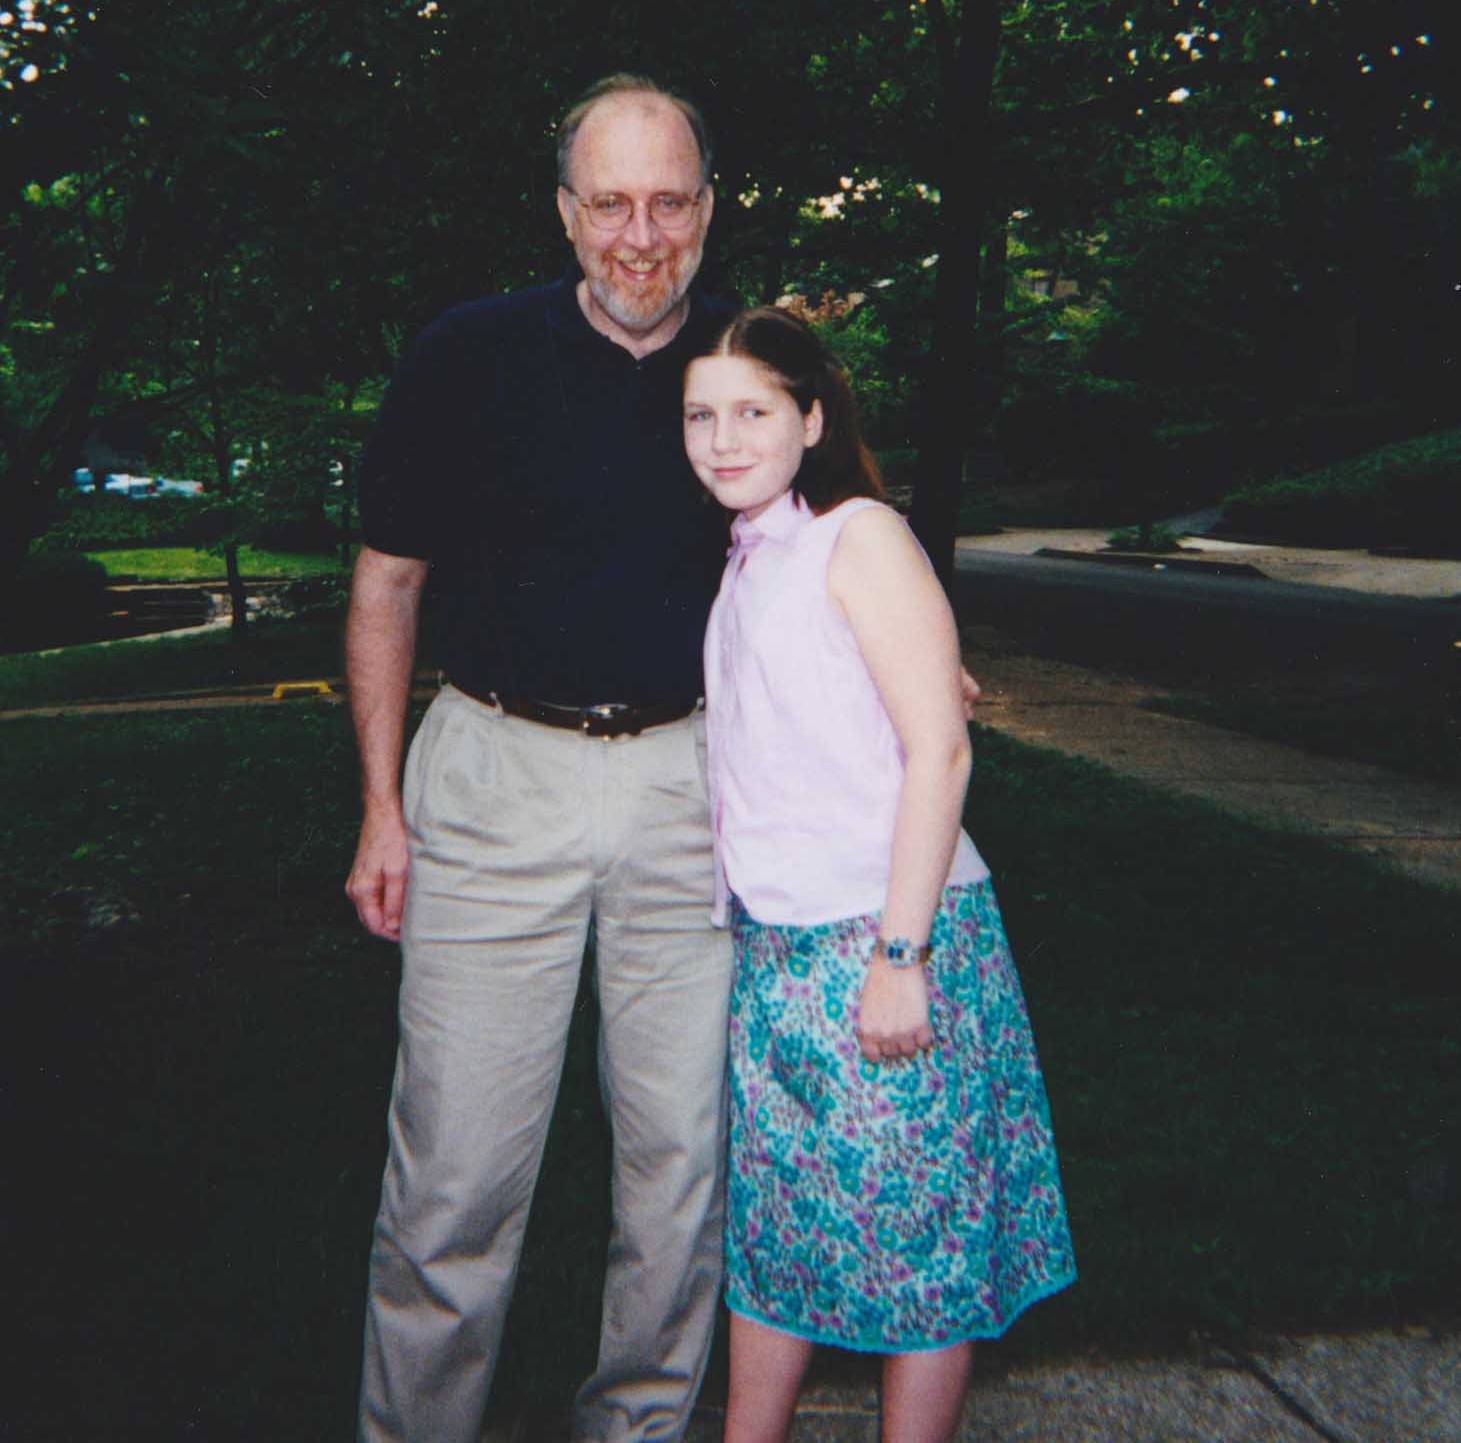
[951,548,1458,684]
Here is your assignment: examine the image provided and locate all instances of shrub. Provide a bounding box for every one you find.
[998,358,1425,521]
[1239,400,1415,479]
[3,550,110,651]
[1139,405,1411,504]
[874,447,919,490]
[279,574,350,619]
[998,372,1179,521]
[1220,427,1461,552]
[253,511,339,553]
[1000,373,1154,490]
[957,491,1006,535]
[1107,523,1185,552]
[40,493,226,551]
[39,491,343,555]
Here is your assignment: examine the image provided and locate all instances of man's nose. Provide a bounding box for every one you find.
[622,201,658,250]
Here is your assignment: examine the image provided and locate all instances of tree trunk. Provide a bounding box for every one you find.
[201,275,250,640]
[907,0,1003,589]
[975,217,1008,435]
[207,417,249,641]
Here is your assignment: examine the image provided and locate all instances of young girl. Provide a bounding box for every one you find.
[684,308,1075,1443]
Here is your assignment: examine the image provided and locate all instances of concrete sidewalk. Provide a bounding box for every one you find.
[490,1327,1461,1440]
[956,527,1461,601]
[675,1328,1459,1442]
[965,633,1461,892]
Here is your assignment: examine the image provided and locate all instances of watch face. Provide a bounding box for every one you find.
[878,937,927,968]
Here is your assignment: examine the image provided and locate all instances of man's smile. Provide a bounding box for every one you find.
[612,254,665,278]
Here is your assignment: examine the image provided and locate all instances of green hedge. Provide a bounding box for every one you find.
[1220,427,1461,552]
[3,550,111,651]
[41,493,341,554]
[41,494,227,551]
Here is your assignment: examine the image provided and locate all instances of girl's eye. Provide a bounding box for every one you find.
[684,409,710,423]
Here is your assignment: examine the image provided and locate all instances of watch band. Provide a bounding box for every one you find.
[873,935,932,969]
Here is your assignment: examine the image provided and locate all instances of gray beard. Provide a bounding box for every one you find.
[587,244,703,336]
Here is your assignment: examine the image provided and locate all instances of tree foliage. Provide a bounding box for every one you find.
[3,0,1457,603]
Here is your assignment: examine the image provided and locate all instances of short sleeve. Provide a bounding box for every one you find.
[357,318,469,559]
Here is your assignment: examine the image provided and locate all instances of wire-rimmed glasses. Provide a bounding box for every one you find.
[564,189,705,232]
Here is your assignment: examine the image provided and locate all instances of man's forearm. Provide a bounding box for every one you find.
[346,548,429,814]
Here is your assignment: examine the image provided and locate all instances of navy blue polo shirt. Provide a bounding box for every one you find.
[359,274,734,704]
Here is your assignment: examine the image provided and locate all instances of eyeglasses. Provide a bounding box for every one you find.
[565,189,705,233]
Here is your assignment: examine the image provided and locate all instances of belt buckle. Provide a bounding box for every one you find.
[582,702,638,739]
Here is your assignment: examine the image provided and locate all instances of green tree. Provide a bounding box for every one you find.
[5,0,1455,617]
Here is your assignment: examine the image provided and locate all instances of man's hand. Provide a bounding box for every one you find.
[346,807,411,940]
[855,959,934,1063]
[959,666,981,720]
[344,546,428,943]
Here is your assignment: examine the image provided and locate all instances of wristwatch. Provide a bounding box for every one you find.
[873,935,932,969]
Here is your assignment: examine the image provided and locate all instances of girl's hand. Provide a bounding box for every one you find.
[855,958,934,1062]
[960,666,981,718]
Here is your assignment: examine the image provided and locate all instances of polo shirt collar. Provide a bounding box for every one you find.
[545,265,718,360]
[730,489,810,554]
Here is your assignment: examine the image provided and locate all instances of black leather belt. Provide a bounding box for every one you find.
[454,684,701,738]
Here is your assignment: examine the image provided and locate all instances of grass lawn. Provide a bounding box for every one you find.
[1146,679,1461,782]
[3,704,1457,1440]
[964,618,1459,786]
[0,615,351,711]
[1219,425,1461,551]
[87,545,354,580]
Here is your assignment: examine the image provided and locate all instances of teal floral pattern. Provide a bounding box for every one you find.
[726,880,1075,1352]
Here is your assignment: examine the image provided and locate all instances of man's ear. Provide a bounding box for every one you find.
[555,186,575,243]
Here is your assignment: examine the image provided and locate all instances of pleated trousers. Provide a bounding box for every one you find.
[359,685,733,1442]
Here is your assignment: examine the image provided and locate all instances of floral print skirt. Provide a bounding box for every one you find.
[726,879,1076,1352]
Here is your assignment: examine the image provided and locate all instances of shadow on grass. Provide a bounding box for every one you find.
[2,708,1457,1439]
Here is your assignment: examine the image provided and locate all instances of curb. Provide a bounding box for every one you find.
[1033,547,1268,579]
[0,676,450,722]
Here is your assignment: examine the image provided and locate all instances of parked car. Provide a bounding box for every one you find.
[70,469,203,499]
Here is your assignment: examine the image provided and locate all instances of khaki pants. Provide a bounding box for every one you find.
[359,686,733,1442]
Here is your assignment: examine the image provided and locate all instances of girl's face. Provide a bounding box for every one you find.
[683,356,823,521]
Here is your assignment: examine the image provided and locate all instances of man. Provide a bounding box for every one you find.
[346,75,735,1442]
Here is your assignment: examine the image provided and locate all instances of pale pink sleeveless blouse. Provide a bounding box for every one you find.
[704,491,988,926]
